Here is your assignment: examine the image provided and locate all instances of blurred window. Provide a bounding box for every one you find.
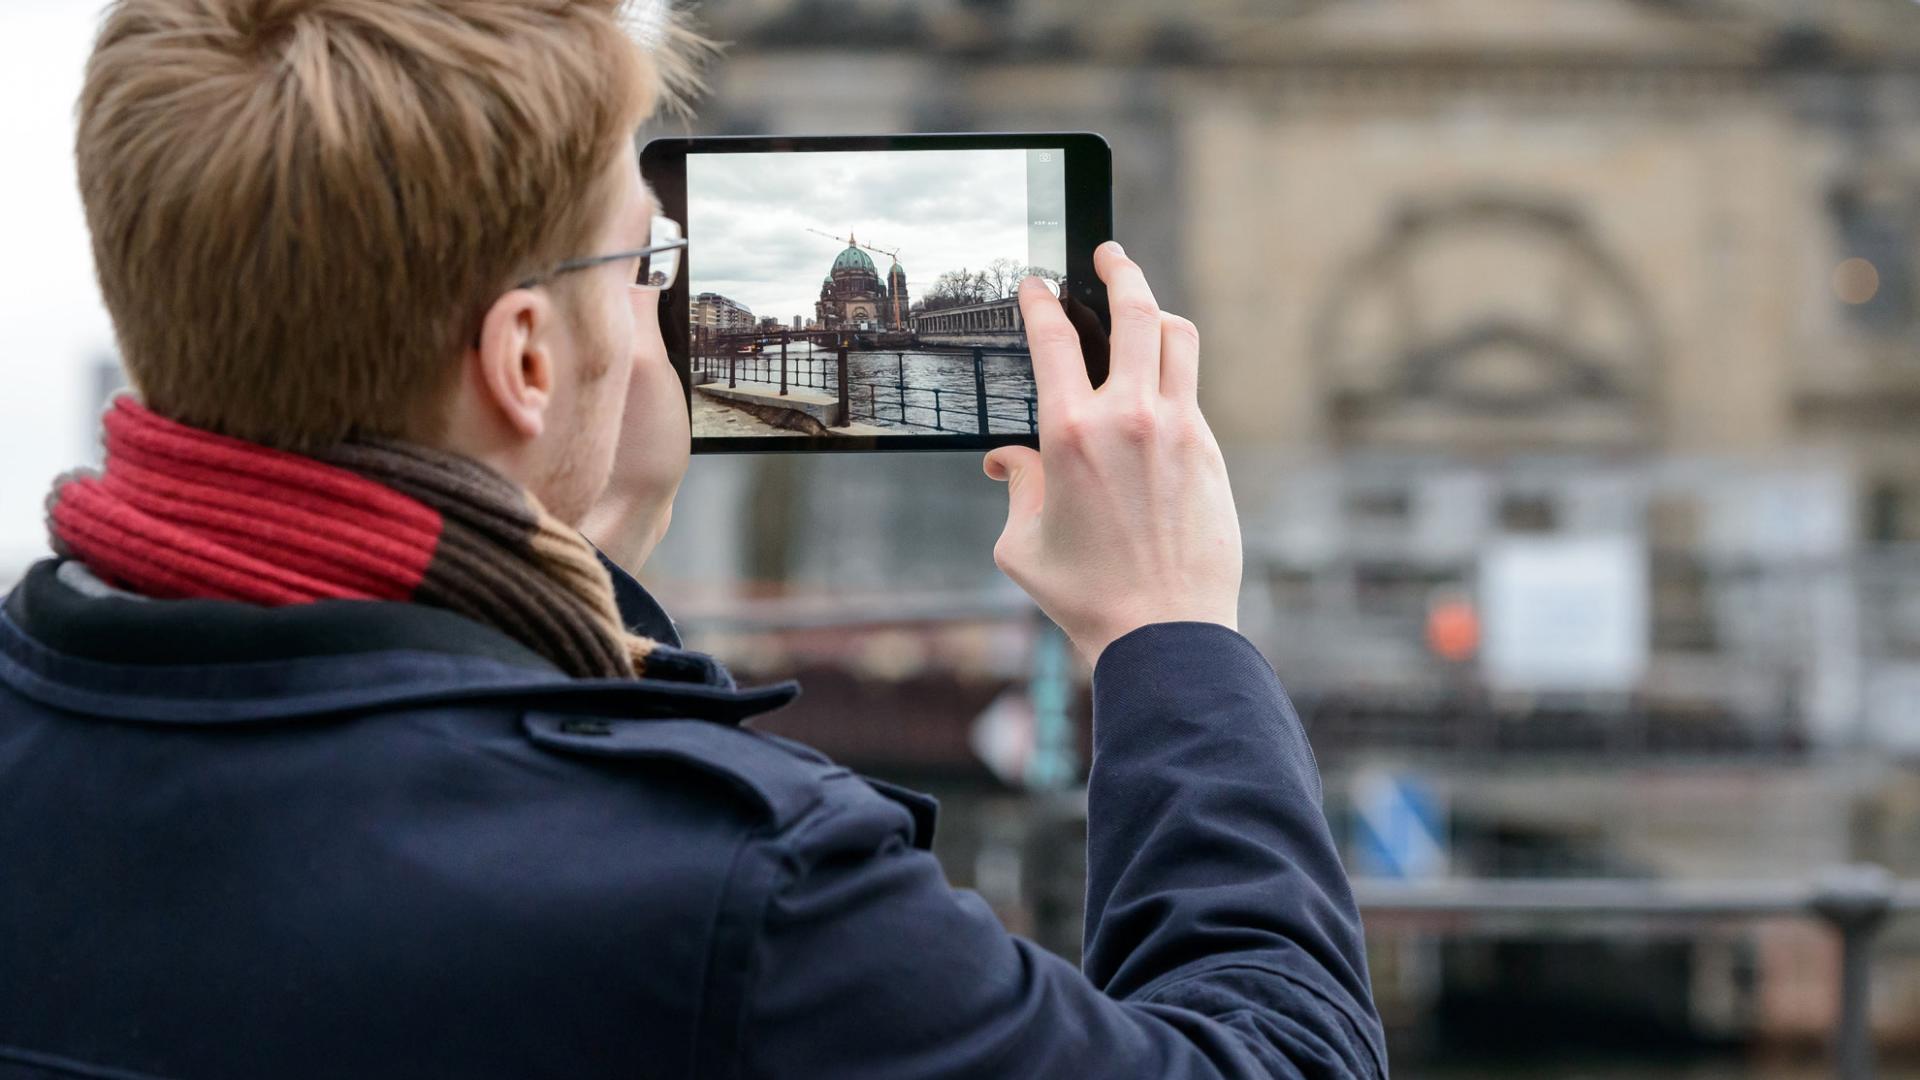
[1865,479,1918,545]
[1264,566,1317,611]
[1648,494,1715,650]
[1651,557,1716,651]
[1648,494,1703,553]
[1346,488,1411,525]
[1354,562,1452,618]
[1498,493,1557,534]
[1830,185,1915,333]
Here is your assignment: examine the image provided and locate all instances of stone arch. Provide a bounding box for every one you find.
[1311,192,1665,451]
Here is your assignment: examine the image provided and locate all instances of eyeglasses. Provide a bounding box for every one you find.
[515,214,686,291]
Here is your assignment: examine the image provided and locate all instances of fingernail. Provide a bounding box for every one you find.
[1108,241,1126,257]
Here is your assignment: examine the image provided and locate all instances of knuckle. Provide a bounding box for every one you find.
[1169,413,1209,451]
[1114,297,1160,328]
[1032,326,1079,355]
[1116,400,1159,444]
[1051,410,1093,452]
[1162,313,1200,346]
[1054,411,1086,442]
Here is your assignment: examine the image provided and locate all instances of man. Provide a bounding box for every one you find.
[0,1,1385,1078]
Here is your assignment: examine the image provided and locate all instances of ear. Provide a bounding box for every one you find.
[473,288,557,440]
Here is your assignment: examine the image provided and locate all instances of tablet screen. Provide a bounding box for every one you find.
[682,147,1068,441]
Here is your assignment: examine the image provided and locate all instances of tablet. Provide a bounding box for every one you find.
[641,132,1113,452]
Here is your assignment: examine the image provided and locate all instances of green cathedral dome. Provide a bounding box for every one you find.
[832,245,877,275]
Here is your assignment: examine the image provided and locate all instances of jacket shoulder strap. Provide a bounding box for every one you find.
[521,711,848,831]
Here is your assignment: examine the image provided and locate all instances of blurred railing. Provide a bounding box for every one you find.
[1356,867,1920,1080]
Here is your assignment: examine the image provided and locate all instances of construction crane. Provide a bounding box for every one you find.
[806,228,901,267]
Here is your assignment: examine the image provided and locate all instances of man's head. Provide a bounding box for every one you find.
[76,0,699,526]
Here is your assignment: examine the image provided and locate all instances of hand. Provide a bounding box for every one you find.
[984,242,1242,667]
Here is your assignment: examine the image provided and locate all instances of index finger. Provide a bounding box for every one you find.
[1096,242,1161,398]
[1018,275,1092,426]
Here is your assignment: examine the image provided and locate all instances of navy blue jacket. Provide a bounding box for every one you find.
[0,553,1385,1079]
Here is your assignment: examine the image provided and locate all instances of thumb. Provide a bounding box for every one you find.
[983,446,1023,482]
[984,445,1044,516]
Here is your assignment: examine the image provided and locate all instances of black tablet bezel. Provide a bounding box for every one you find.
[640,131,1113,454]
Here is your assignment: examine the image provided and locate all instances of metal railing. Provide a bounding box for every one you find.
[692,351,837,392]
[1355,866,1920,1080]
[691,333,1038,434]
[845,375,1038,433]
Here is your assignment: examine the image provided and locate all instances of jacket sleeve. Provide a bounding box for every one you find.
[734,622,1386,1080]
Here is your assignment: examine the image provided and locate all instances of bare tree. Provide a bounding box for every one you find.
[971,270,994,302]
[1024,264,1066,287]
[920,268,993,311]
[984,257,1027,299]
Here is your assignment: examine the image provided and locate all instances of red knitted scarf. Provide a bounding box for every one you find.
[46,397,660,679]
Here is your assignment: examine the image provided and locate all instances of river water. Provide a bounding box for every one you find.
[750,342,1038,435]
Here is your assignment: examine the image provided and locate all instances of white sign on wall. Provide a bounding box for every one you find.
[1480,535,1649,694]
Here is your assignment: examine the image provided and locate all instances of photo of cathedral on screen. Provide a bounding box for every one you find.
[814,234,910,331]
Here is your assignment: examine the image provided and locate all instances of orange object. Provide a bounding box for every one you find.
[1426,598,1481,662]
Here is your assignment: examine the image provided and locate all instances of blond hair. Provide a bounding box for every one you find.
[77,0,705,450]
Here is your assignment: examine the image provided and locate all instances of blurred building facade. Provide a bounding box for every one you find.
[29,0,1920,1074]
[636,0,1920,1064]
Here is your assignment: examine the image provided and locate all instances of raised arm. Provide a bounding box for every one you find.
[735,626,1383,1078]
[736,245,1383,1078]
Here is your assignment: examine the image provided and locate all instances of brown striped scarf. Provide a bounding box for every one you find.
[47,397,662,680]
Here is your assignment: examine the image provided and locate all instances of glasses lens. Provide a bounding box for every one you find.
[638,216,683,288]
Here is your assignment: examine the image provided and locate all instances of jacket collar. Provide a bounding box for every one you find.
[0,558,797,726]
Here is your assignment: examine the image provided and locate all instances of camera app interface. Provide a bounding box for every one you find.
[686,147,1067,440]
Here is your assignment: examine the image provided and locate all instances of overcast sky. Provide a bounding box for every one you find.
[0,3,116,574]
[685,149,1033,324]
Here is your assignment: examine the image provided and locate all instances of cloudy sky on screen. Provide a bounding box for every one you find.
[684,149,1034,324]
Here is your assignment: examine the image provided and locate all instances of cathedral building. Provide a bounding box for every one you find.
[813,237,910,331]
